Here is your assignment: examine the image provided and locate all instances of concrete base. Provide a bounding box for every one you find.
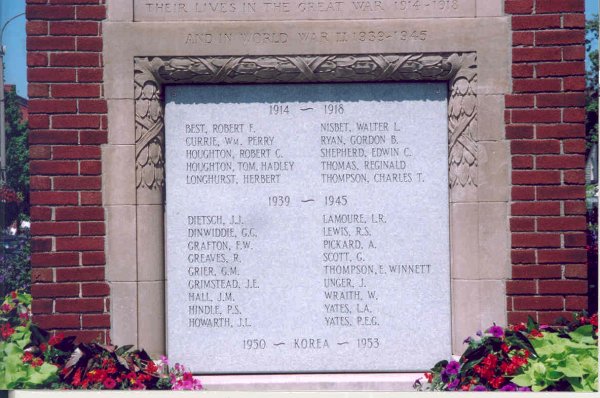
[9,390,576,397]
[199,373,422,391]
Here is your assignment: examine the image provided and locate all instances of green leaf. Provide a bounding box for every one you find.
[115,345,134,356]
[24,362,58,387]
[527,316,537,332]
[568,376,585,392]
[546,370,566,382]
[29,324,49,346]
[506,330,535,354]
[462,344,488,364]
[569,325,596,344]
[511,373,533,387]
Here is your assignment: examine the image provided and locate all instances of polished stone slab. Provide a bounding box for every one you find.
[165,83,450,373]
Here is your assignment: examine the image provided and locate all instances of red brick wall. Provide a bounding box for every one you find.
[26,0,109,343]
[505,0,589,324]
[25,0,589,341]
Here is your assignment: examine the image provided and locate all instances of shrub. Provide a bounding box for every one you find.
[415,323,534,392]
[0,292,58,389]
[48,338,172,390]
[0,232,31,296]
[416,314,598,392]
[512,324,598,392]
[0,291,202,391]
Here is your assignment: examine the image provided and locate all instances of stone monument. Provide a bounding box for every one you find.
[25,0,590,391]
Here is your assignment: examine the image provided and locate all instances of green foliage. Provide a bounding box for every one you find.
[0,292,58,389]
[0,232,31,295]
[0,291,202,391]
[417,314,599,392]
[51,338,172,390]
[512,325,598,392]
[414,324,534,392]
[3,87,29,217]
[586,15,599,149]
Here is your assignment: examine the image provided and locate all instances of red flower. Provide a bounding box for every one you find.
[529,329,543,338]
[132,380,146,390]
[40,343,47,352]
[10,292,17,299]
[500,361,518,375]
[591,314,598,327]
[1,324,15,339]
[48,333,64,346]
[146,361,158,374]
[474,363,495,381]
[1,303,12,313]
[22,352,34,363]
[501,343,510,353]
[510,323,526,332]
[511,354,528,368]
[126,371,137,382]
[87,369,107,383]
[31,358,43,368]
[482,354,498,368]
[489,376,506,389]
[103,378,117,390]
[461,384,471,391]
[424,372,433,383]
[72,369,82,387]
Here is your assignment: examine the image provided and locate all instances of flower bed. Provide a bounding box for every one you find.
[415,315,598,392]
[0,291,202,390]
[2,290,597,391]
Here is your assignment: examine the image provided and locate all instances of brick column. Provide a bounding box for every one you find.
[26,0,109,343]
[505,0,588,324]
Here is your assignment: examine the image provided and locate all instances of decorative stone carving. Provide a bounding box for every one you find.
[133,53,478,192]
[448,53,478,189]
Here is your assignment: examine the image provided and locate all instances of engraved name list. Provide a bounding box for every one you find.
[165,83,451,373]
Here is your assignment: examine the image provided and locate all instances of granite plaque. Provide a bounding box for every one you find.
[165,83,451,373]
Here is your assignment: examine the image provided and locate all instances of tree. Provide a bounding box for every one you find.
[3,86,29,218]
[585,15,599,315]
[586,15,598,149]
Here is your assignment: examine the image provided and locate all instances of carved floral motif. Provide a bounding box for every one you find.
[133,53,477,192]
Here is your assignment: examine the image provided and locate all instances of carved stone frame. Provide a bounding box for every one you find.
[120,52,505,387]
[134,53,477,197]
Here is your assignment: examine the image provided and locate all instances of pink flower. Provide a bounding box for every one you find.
[446,360,460,375]
[487,325,504,338]
[103,378,117,390]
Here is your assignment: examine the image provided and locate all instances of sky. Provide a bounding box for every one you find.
[1,0,26,98]
[0,0,598,99]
